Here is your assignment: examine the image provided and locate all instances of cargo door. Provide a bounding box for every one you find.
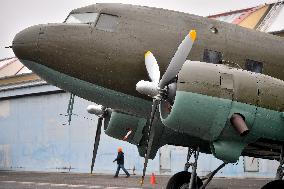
[159,145,171,173]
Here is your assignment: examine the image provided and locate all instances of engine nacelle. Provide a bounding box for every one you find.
[104,111,170,159]
[105,111,147,145]
[160,61,284,163]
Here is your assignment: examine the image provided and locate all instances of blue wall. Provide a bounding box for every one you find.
[0,86,279,177]
[0,92,158,174]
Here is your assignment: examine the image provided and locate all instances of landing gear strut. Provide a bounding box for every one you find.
[189,147,200,189]
[184,148,195,171]
[262,146,284,189]
[276,146,284,180]
[200,162,227,189]
[167,147,227,189]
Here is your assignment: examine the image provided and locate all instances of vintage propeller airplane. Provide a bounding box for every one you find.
[11,3,284,189]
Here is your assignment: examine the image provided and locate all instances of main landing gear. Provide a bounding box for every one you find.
[261,146,284,189]
[166,147,227,189]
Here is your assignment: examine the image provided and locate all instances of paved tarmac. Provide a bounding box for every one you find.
[0,171,272,189]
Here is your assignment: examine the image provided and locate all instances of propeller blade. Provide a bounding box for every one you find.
[145,51,160,83]
[90,117,103,174]
[141,99,159,185]
[159,30,197,88]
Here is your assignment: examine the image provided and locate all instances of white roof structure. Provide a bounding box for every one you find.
[209,1,284,34]
[266,4,284,32]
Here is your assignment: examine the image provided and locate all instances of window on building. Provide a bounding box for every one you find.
[65,13,98,24]
[203,49,222,64]
[245,59,263,73]
[96,14,118,32]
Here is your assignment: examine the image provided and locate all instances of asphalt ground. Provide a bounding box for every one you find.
[0,171,272,189]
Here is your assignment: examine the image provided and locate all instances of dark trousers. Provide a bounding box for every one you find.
[115,164,130,176]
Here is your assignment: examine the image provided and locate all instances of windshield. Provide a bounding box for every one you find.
[65,13,98,24]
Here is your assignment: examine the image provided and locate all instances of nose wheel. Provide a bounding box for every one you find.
[166,171,203,189]
[167,147,227,189]
[167,147,202,189]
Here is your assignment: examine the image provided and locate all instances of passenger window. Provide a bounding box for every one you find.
[96,14,118,32]
[245,59,263,73]
[203,49,222,64]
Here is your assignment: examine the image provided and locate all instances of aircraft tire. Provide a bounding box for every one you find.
[261,180,284,189]
[166,171,203,189]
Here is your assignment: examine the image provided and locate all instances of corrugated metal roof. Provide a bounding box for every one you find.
[208,7,254,19]
[209,5,265,24]
[17,66,32,75]
[209,2,284,34]
[0,58,17,69]
[213,12,243,23]
[0,57,31,78]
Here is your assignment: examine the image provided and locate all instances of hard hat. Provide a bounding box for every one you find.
[118,147,123,152]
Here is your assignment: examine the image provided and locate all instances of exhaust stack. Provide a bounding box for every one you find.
[230,114,250,136]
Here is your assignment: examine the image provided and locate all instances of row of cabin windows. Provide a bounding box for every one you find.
[203,49,263,73]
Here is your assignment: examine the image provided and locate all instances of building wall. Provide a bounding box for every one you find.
[0,91,159,174]
[0,84,279,177]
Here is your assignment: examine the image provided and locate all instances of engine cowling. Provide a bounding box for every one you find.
[160,61,284,163]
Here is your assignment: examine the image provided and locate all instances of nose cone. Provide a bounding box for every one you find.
[12,25,41,60]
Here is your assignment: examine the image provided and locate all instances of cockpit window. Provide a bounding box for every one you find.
[96,14,118,32]
[65,13,98,24]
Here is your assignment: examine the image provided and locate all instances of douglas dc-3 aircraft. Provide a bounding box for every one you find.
[11,3,284,189]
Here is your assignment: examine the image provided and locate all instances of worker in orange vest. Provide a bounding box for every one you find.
[113,147,130,178]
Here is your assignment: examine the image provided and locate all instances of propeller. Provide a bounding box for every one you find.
[87,105,107,174]
[137,30,197,184]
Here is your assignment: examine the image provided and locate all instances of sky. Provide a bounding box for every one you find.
[0,0,277,59]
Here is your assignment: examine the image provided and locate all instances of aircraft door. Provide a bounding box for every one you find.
[244,156,259,172]
[159,145,171,173]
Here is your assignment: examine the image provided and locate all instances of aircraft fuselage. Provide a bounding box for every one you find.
[13,4,284,103]
[12,3,284,162]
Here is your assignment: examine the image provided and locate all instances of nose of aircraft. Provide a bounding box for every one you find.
[12,25,41,61]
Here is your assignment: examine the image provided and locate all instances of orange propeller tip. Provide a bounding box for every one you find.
[189,30,197,41]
